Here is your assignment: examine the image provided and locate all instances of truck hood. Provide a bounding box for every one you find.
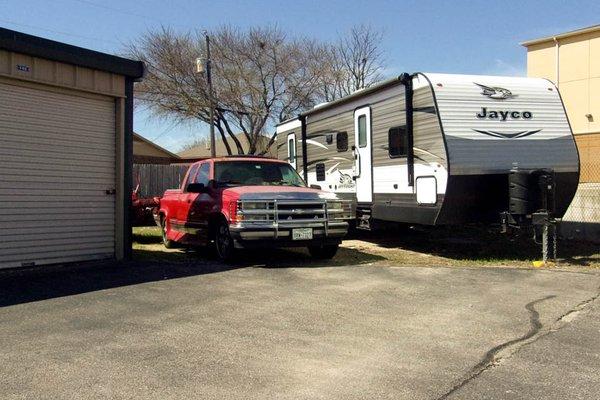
[222,186,339,201]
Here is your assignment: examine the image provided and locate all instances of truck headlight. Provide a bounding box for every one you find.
[239,201,272,211]
[237,201,274,223]
[327,200,351,220]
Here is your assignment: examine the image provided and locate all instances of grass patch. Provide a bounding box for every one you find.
[132,226,199,263]
[346,225,600,269]
[132,225,600,269]
[132,226,162,243]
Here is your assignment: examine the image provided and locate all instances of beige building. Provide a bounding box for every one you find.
[522,24,600,183]
[522,25,600,239]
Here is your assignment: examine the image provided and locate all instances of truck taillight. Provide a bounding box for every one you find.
[229,201,242,223]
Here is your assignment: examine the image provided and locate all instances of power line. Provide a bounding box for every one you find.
[69,0,164,23]
[0,18,121,47]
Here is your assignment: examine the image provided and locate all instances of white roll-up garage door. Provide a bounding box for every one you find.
[0,81,116,269]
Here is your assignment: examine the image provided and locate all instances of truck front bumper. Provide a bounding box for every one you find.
[228,221,348,249]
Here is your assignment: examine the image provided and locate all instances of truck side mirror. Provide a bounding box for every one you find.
[186,183,209,193]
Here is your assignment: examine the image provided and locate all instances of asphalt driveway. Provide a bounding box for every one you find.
[0,261,599,399]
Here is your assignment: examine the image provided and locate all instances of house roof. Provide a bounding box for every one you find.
[0,27,144,78]
[177,133,276,159]
[133,133,179,159]
[520,24,600,47]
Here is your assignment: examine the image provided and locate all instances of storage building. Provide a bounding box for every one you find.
[0,27,144,268]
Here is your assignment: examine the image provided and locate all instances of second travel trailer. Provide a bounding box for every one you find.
[276,73,579,232]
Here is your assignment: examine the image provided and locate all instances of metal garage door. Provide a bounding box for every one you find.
[0,81,116,269]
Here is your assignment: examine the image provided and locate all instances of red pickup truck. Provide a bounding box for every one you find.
[154,156,352,261]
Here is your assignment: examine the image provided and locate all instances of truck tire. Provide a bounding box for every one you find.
[214,220,235,262]
[161,216,176,249]
[308,244,339,259]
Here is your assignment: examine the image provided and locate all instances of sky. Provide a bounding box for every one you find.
[1,0,599,152]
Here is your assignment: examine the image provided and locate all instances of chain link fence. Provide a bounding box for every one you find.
[562,135,600,242]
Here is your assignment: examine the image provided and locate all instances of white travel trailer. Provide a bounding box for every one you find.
[276,73,579,230]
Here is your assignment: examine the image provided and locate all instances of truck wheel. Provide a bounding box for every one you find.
[308,244,339,259]
[215,220,235,261]
[161,217,175,249]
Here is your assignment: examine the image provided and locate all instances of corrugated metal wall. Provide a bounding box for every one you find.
[371,90,405,167]
[0,81,116,268]
[306,112,355,171]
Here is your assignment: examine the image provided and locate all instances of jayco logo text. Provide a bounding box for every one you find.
[476,107,532,121]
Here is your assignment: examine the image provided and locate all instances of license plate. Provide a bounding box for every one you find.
[292,228,313,240]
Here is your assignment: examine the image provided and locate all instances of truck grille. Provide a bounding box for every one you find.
[237,200,327,224]
[236,199,352,226]
[276,202,325,222]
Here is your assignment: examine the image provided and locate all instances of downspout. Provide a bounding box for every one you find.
[553,36,560,88]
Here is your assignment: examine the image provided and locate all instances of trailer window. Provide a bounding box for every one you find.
[316,163,326,181]
[389,126,408,158]
[337,132,348,152]
[358,115,367,148]
[288,136,296,162]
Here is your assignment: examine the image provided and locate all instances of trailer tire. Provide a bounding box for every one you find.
[161,216,176,249]
[308,244,339,259]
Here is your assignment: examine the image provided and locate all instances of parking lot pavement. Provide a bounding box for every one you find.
[446,301,600,400]
[0,263,599,400]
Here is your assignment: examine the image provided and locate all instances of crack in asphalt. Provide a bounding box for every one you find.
[436,287,600,400]
[552,288,600,326]
[435,295,556,400]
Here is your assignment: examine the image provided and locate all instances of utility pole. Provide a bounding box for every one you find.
[203,31,216,157]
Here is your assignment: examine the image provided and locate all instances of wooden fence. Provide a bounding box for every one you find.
[133,164,190,197]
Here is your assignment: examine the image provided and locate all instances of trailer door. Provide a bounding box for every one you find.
[354,107,372,203]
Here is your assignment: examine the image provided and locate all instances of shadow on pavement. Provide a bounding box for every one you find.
[0,258,239,308]
[132,245,386,268]
[350,224,600,266]
[133,227,385,268]
[0,241,384,308]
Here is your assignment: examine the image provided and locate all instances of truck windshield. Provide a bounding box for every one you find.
[214,161,306,187]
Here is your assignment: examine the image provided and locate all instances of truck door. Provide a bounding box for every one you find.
[188,162,213,242]
[178,163,199,225]
[354,107,372,203]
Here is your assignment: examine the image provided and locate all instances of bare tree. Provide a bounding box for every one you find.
[128,24,385,154]
[179,136,208,152]
[317,25,385,102]
[129,26,323,155]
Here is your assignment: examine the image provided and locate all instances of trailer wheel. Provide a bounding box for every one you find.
[160,216,175,249]
[214,220,235,262]
[308,244,339,259]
